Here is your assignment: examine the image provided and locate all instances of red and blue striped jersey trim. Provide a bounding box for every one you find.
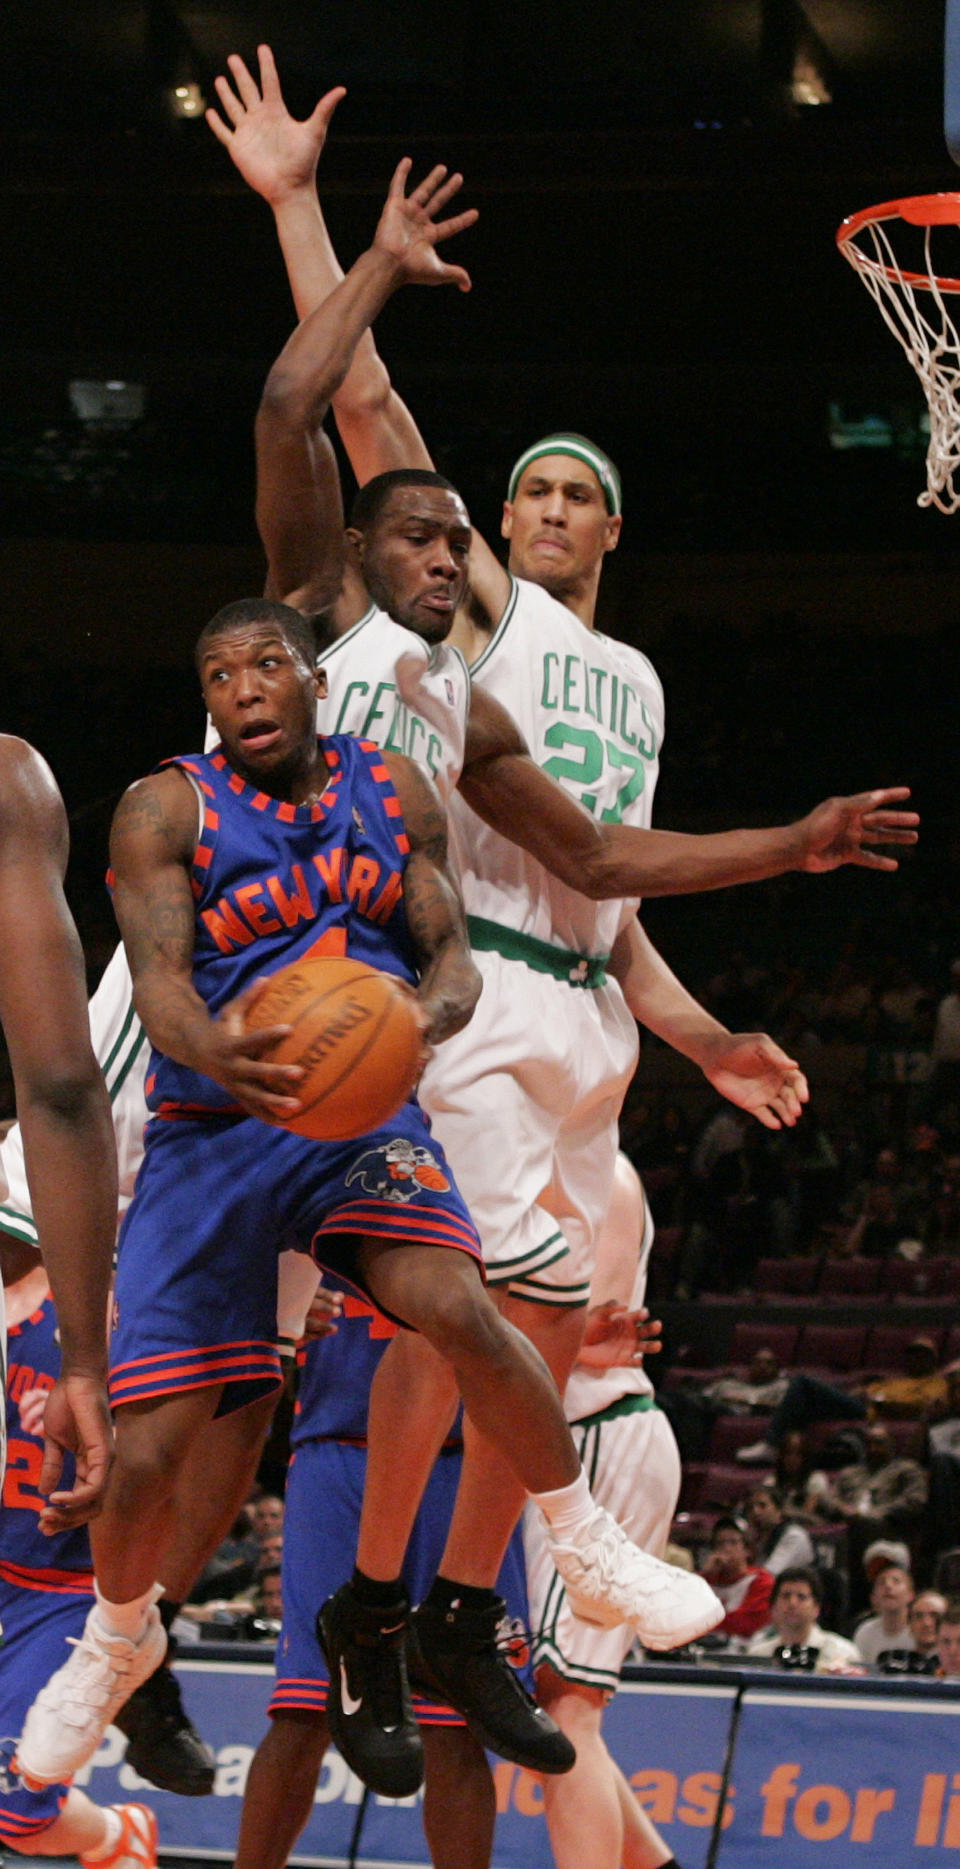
[269,1677,465,1727]
[0,1559,94,1595]
[109,1340,283,1406]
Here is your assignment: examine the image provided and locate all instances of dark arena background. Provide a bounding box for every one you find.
[3,6,960,1868]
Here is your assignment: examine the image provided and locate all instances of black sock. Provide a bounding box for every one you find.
[158,1597,182,1635]
[425,1575,499,1613]
[351,1567,406,1611]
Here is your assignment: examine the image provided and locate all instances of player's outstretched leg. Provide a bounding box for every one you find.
[337,1240,720,1785]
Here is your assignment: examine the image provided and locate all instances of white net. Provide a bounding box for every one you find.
[839,208,960,514]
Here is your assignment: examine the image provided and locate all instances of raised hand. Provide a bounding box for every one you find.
[206,43,345,203]
[700,1033,810,1131]
[798,787,919,873]
[373,159,478,293]
[38,1372,114,1533]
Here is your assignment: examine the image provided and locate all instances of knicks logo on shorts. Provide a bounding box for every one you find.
[344,1138,451,1203]
[0,1739,23,1795]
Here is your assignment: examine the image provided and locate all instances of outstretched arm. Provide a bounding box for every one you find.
[255,156,477,610]
[459,687,919,898]
[610,918,808,1132]
[0,737,116,1528]
[110,770,303,1122]
[383,752,482,1045]
[208,46,512,631]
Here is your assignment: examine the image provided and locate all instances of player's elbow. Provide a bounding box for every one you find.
[24,1060,107,1128]
[258,359,333,434]
[334,354,393,423]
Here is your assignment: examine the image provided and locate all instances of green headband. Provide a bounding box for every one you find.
[507,433,622,515]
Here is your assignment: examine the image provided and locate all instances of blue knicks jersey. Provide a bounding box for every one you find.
[2,1298,93,1592]
[145,735,417,1118]
[292,1277,460,1450]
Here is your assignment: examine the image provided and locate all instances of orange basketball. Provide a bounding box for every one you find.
[242,955,422,1141]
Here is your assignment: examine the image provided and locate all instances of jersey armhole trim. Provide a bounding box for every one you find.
[449,643,472,694]
[469,576,519,676]
[317,604,377,664]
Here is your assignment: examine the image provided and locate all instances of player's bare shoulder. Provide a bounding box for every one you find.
[111,766,202,865]
[0,735,67,863]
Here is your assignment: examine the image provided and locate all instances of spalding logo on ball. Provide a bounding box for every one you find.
[242,955,422,1140]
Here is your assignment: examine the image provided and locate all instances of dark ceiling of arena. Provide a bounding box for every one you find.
[2,1,959,558]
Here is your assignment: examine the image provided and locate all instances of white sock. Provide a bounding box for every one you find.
[82,1807,123,1862]
[529,1467,596,1542]
[93,1582,157,1643]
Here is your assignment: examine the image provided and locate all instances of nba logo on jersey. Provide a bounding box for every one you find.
[444,678,455,705]
[344,1138,451,1202]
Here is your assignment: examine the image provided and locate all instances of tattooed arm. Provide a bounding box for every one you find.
[383,753,481,1044]
[110,770,303,1121]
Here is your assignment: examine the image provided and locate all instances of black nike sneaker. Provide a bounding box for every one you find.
[408,1595,575,1774]
[317,1583,424,1798]
[112,1661,216,1796]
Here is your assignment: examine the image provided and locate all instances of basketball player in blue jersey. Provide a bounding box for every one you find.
[0,735,115,1521]
[1,1253,156,1869]
[22,600,720,1801]
[235,1272,531,1869]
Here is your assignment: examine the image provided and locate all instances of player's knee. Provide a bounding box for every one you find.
[423,1279,510,1365]
[112,1421,189,1502]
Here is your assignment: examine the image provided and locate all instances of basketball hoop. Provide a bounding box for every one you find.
[837,194,960,513]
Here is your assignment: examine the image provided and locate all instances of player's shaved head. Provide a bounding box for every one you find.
[349,469,460,534]
[195,600,318,673]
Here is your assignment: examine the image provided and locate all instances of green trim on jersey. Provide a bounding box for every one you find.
[569,1392,656,1431]
[316,605,377,664]
[469,576,520,676]
[448,642,472,696]
[0,1206,40,1247]
[484,1228,567,1278]
[467,916,609,988]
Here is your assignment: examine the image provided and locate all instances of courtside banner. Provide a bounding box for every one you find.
[71,1659,735,1868]
[70,1657,960,1867]
[720,1687,960,1867]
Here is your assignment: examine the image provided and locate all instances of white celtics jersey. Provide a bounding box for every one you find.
[450,576,664,957]
[563,1191,655,1422]
[315,606,469,804]
[202,604,470,802]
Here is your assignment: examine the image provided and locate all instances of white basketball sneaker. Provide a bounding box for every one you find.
[547,1508,723,1650]
[17,1603,167,1788]
[80,1803,158,1869]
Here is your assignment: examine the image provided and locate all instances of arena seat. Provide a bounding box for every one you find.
[755,1256,820,1297]
[864,1322,944,1369]
[880,1258,942,1298]
[729,1321,800,1366]
[795,1322,868,1371]
[818,1257,882,1297]
[707,1414,773,1462]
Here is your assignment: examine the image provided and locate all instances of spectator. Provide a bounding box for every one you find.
[774,1431,832,1523]
[845,1147,923,1259]
[854,1559,916,1666]
[826,1427,929,1614]
[866,1337,949,1422]
[251,1564,283,1629]
[703,1347,789,1416]
[909,1589,948,1665]
[741,1375,937,1470]
[700,1516,774,1645]
[936,1599,960,1678]
[250,1493,285,1543]
[745,1485,815,1575]
[746,1568,861,1673]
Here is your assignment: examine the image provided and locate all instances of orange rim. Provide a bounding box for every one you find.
[837,193,960,293]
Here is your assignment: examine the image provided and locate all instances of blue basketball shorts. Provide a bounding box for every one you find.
[270,1437,531,1726]
[0,1583,93,1843]
[110,1103,481,1416]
